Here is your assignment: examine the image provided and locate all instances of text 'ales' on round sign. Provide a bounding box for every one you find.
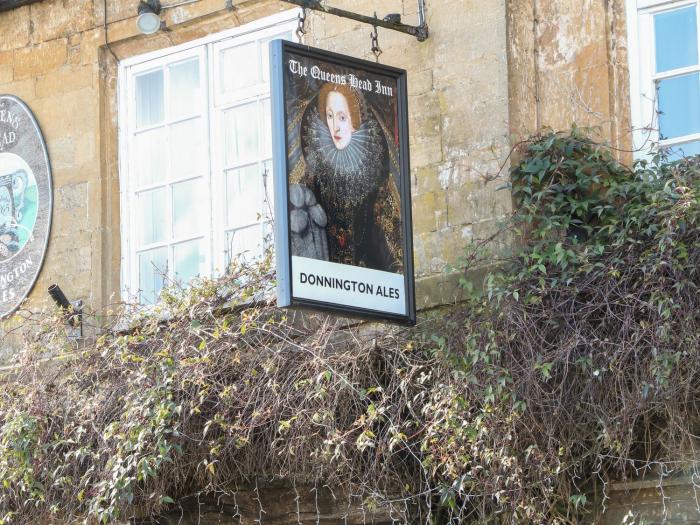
[0,95,52,318]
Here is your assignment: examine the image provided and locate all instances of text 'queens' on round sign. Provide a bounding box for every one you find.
[0,95,52,318]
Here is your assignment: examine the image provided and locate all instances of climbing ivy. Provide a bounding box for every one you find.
[441,129,700,522]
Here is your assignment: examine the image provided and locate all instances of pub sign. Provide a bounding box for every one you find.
[270,41,416,324]
[0,95,52,318]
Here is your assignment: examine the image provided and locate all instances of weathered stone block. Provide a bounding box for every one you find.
[601,478,700,525]
[410,139,443,168]
[35,64,94,98]
[79,27,104,65]
[31,87,97,142]
[58,181,88,210]
[0,50,12,83]
[45,136,76,172]
[412,190,445,234]
[29,0,94,44]
[408,92,442,139]
[41,230,93,296]
[133,484,401,525]
[0,5,30,52]
[407,68,433,96]
[74,128,97,167]
[412,164,446,196]
[13,38,67,80]
[447,180,512,227]
[53,206,89,235]
[416,271,465,308]
[0,77,35,101]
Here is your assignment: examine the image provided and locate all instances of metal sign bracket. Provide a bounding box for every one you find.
[279,0,429,42]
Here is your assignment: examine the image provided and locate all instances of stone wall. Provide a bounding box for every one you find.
[131,485,402,524]
[0,0,640,355]
[0,0,105,353]
[0,1,636,341]
[507,0,633,160]
[0,0,515,346]
[601,477,700,524]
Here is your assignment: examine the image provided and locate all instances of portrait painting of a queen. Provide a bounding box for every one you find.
[285,65,404,275]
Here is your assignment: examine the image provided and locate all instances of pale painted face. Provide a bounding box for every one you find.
[325,91,355,150]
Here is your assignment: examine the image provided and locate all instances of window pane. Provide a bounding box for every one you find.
[138,188,167,246]
[168,58,200,120]
[665,140,700,160]
[220,42,258,93]
[262,159,273,219]
[658,72,700,139]
[226,164,260,228]
[262,220,273,250]
[261,97,272,157]
[136,69,164,128]
[139,247,167,304]
[261,33,293,83]
[225,224,262,265]
[224,103,259,166]
[173,239,204,284]
[170,118,203,179]
[172,178,204,239]
[134,128,166,186]
[655,6,698,73]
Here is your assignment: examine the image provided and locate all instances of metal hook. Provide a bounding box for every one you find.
[296,7,307,41]
[370,12,382,62]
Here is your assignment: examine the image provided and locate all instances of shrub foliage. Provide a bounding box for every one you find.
[1,131,699,524]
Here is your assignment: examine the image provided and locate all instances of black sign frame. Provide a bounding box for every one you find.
[271,40,416,325]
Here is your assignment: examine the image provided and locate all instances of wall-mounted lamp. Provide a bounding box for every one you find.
[136,0,206,35]
[48,284,83,339]
[137,0,163,35]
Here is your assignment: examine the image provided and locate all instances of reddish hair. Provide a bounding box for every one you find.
[318,83,362,127]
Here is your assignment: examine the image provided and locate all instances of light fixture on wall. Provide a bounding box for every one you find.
[137,0,163,35]
[48,284,83,339]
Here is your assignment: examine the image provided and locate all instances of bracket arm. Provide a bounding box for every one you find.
[279,0,429,41]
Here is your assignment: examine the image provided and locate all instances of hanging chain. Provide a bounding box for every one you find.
[370,16,382,62]
[296,7,307,41]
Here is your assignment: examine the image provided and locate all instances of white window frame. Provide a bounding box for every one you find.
[627,0,700,158]
[118,9,299,303]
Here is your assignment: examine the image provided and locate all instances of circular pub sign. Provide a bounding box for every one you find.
[0,95,52,318]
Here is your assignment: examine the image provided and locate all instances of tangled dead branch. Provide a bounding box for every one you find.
[0,130,699,524]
